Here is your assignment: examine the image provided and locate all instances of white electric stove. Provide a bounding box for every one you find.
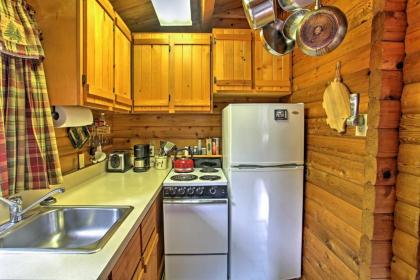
[162,167,229,280]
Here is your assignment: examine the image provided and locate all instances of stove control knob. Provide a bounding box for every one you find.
[209,187,217,195]
[171,187,177,196]
[164,188,171,196]
[195,187,204,196]
[177,187,186,196]
[187,187,195,195]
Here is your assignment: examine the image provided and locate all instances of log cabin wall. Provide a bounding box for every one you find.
[291,0,406,279]
[391,0,420,278]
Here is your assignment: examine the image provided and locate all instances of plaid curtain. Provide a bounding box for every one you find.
[0,0,63,198]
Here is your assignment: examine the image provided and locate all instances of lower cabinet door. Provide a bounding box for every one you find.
[165,255,228,280]
[143,232,159,280]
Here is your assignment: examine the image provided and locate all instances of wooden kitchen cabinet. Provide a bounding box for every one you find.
[84,0,115,108]
[133,33,212,113]
[253,31,291,93]
[133,33,171,112]
[114,15,133,112]
[171,33,212,112]
[212,29,253,92]
[29,0,131,111]
[212,28,291,97]
[109,195,163,280]
[111,227,142,280]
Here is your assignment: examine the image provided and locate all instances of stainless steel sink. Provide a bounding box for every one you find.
[0,206,133,253]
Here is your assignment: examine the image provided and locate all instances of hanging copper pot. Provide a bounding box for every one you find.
[296,0,347,56]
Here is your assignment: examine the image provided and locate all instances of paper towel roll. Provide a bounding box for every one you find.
[52,106,93,128]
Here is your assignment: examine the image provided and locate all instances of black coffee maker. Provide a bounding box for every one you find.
[133,144,150,172]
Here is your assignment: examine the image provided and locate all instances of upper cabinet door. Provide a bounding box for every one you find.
[171,34,211,112]
[133,33,170,112]
[254,31,291,93]
[212,29,253,92]
[85,0,115,108]
[114,16,132,112]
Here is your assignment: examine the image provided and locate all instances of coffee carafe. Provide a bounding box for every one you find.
[133,144,150,172]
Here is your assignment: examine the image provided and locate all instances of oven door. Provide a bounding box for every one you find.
[163,198,228,254]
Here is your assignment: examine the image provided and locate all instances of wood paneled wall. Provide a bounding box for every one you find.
[391,0,420,278]
[55,111,113,175]
[111,99,278,150]
[291,0,406,279]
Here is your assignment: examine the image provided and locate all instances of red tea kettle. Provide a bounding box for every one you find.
[172,148,194,173]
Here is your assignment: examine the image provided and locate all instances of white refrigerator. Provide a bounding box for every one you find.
[222,104,304,280]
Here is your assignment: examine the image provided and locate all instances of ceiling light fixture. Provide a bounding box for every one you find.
[151,0,192,26]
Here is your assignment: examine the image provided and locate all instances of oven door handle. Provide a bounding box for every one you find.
[163,198,228,205]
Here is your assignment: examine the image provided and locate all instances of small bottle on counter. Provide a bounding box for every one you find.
[197,139,202,155]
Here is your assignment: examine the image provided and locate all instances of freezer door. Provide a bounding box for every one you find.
[165,255,228,280]
[223,104,304,166]
[163,199,228,254]
[229,167,304,280]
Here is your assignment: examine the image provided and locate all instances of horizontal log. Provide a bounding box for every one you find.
[401,83,420,113]
[404,52,420,84]
[369,70,403,100]
[305,197,362,252]
[302,256,324,280]
[366,128,399,158]
[398,144,420,176]
[395,201,420,238]
[406,24,420,55]
[367,99,401,129]
[307,135,366,161]
[306,182,362,231]
[303,227,359,280]
[362,210,394,241]
[307,150,364,185]
[359,237,392,278]
[307,168,364,209]
[370,41,405,71]
[306,118,357,138]
[391,257,419,280]
[392,229,420,269]
[305,215,360,274]
[400,114,420,144]
[364,184,396,214]
[397,172,420,207]
[304,97,368,119]
[292,69,369,104]
[371,11,407,43]
[365,156,397,186]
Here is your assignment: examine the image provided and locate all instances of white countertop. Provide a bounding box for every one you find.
[0,165,170,280]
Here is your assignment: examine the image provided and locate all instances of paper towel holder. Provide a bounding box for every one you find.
[52,106,94,128]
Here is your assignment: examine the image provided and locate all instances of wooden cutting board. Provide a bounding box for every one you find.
[322,62,351,133]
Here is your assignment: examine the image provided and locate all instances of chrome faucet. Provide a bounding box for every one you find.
[0,187,65,223]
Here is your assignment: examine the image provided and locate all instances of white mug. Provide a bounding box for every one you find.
[155,156,167,170]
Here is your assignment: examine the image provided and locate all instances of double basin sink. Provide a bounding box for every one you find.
[0,206,133,253]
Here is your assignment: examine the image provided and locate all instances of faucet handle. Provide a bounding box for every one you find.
[9,196,23,206]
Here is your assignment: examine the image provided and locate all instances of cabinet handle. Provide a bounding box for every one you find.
[214,77,217,84]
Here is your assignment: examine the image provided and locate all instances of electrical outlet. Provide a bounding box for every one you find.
[355,114,368,137]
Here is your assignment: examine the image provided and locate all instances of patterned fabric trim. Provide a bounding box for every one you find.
[0,0,44,60]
